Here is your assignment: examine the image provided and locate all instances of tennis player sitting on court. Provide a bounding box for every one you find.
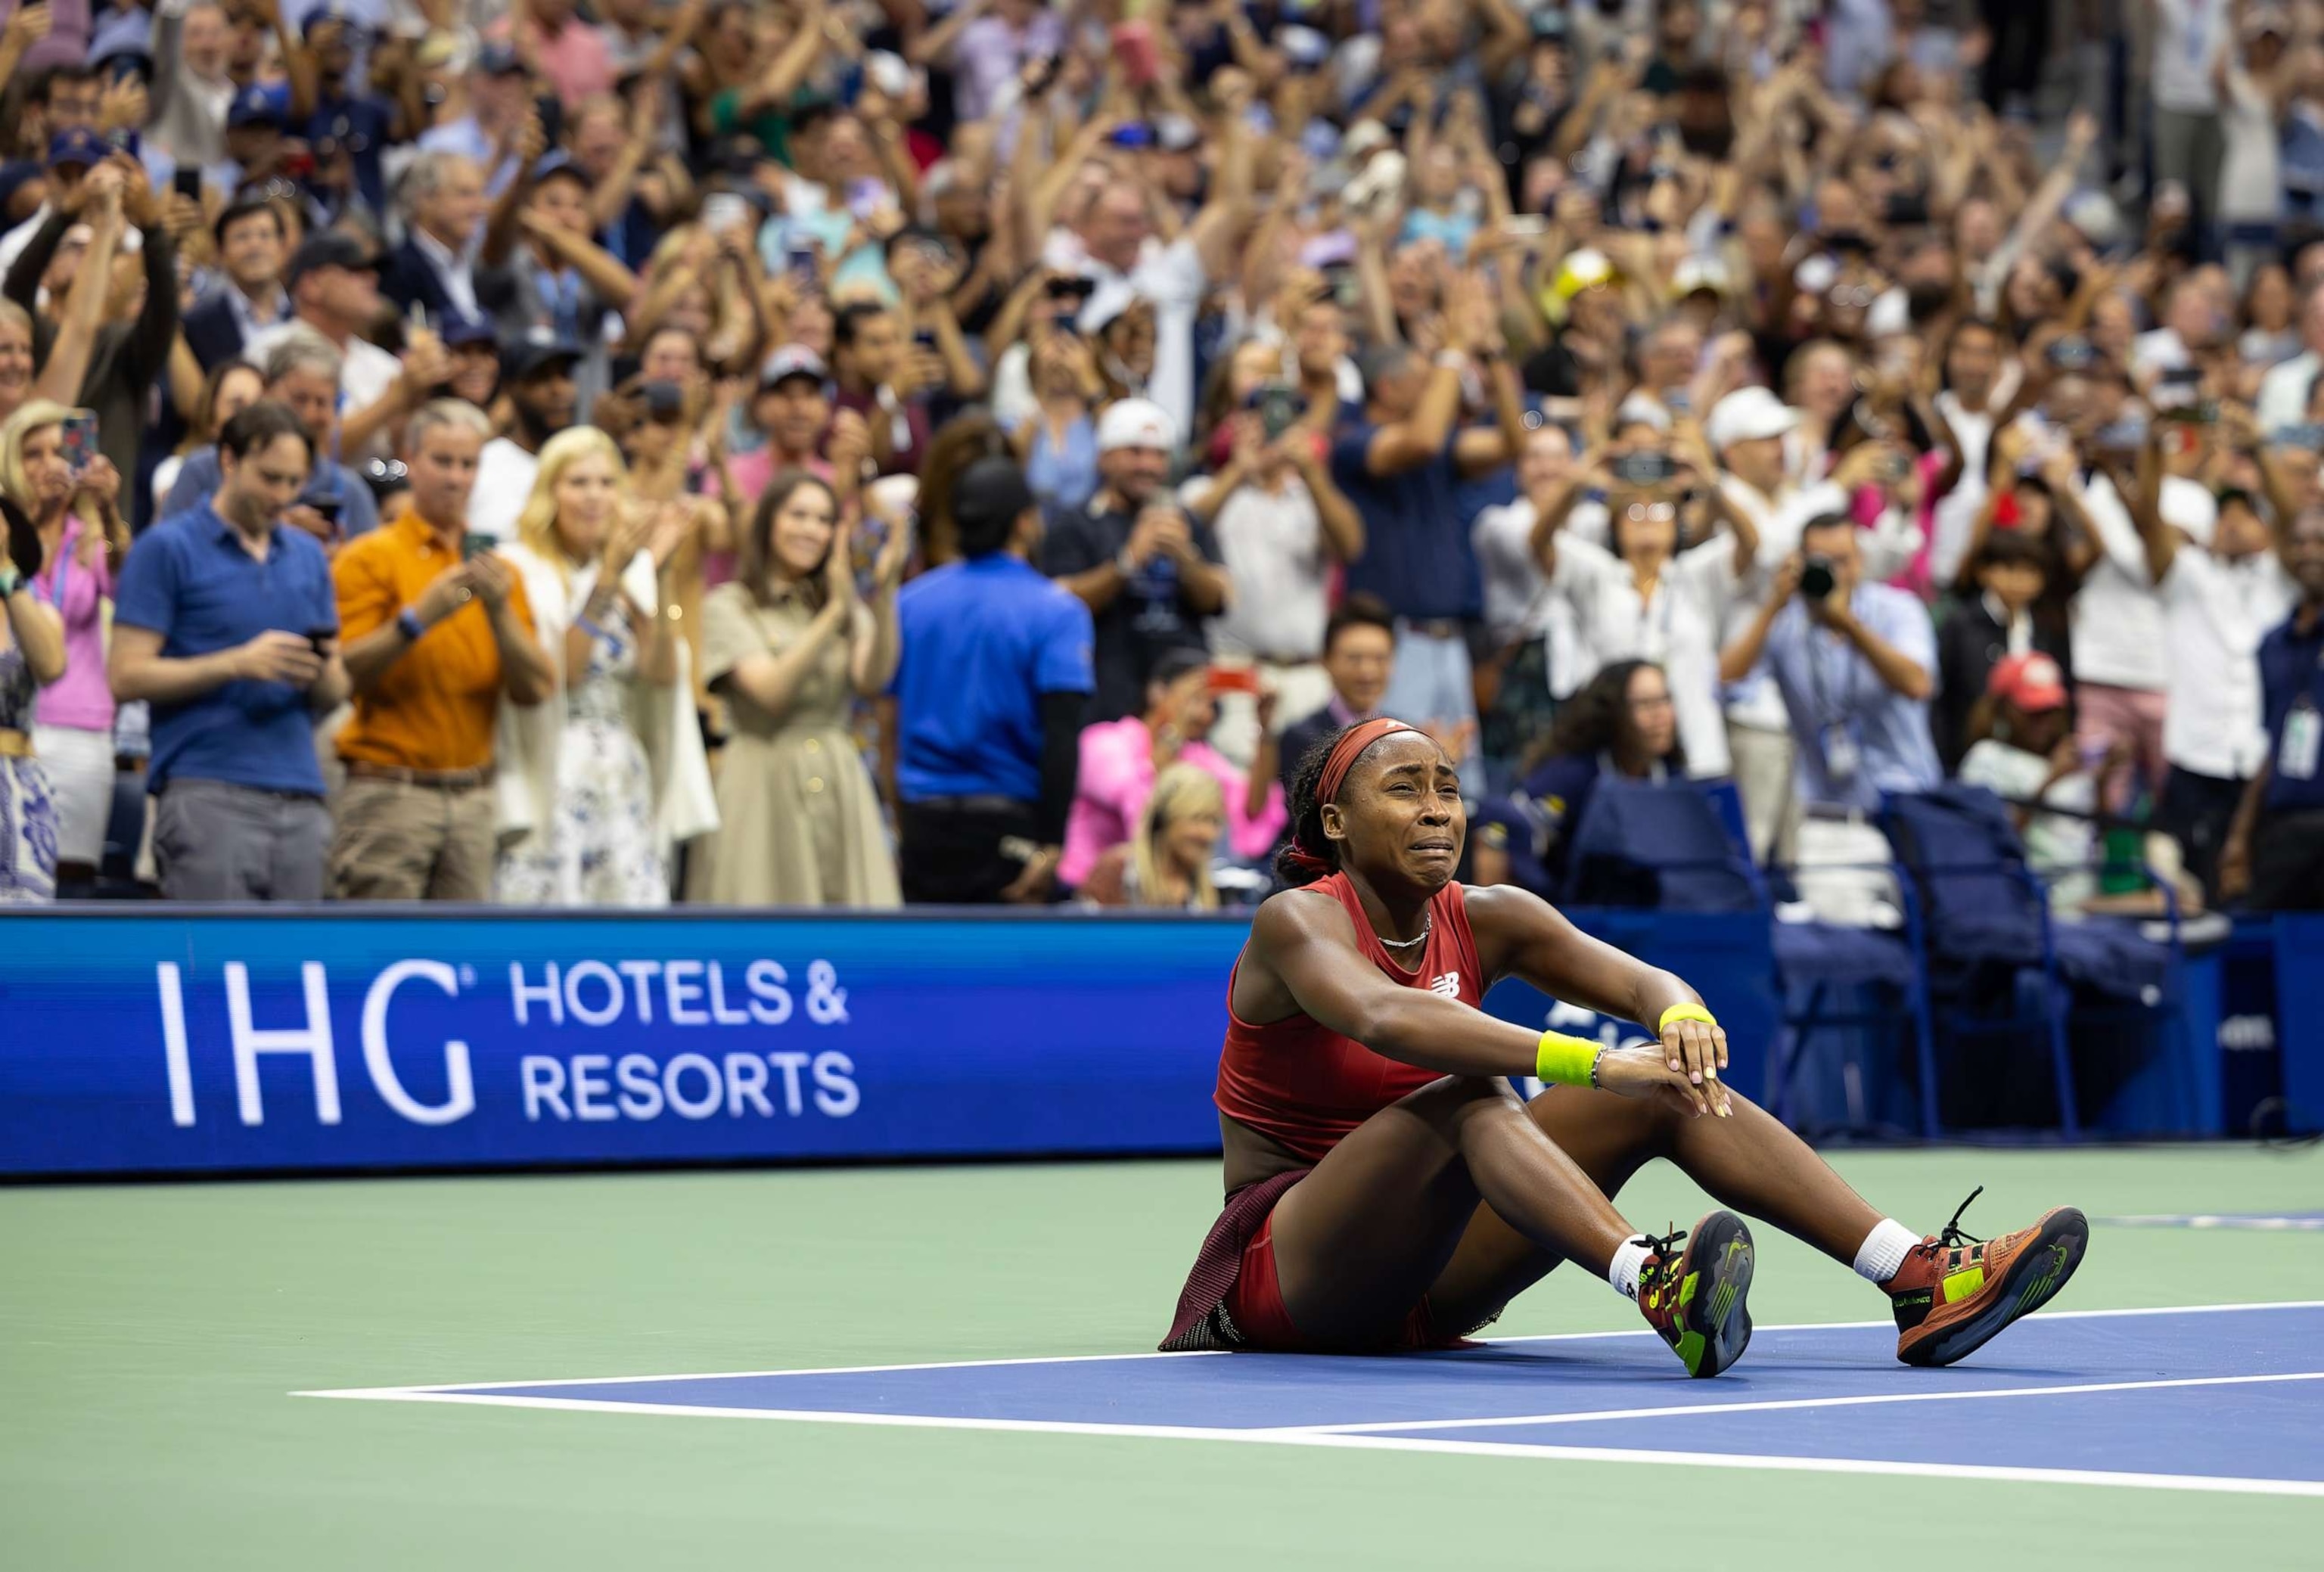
[1162,718,2089,1377]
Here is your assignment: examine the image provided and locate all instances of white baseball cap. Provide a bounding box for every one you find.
[1706,387,1801,452]
[1097,398,1179,454]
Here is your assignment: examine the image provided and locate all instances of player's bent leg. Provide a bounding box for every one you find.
[1425,1085,1760,1378]
[1266,1074,1636,1350]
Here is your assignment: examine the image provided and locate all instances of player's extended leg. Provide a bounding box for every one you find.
[1425,1082,2089,1367]
[1425,1083,1880,1334]
[1263,1074,1756,1375]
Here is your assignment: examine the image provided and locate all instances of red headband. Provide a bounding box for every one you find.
[1283,718,1416,879]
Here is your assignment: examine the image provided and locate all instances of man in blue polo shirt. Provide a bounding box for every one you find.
[2223,511,2324,910]
[892,455,1094,904]
[1328,278,1524,757]
[108,402,350,900]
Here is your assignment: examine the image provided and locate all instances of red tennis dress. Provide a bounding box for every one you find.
[1159,873,1487,1352]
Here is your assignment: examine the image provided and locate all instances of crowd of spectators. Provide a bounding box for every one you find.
[0,0,2322,918]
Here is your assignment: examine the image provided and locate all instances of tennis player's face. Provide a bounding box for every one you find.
[1333,734,1464,890]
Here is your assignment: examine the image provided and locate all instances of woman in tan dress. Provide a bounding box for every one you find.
[690,470,907,906]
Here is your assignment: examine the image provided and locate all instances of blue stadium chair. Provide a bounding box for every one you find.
[1879,786,2185,1137]
[1765,879,1942,1140]
[1556,777,1937,1136]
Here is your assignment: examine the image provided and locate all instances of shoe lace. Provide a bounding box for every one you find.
[1635,1222,1688,1284]
[1914,1185,1987,1259]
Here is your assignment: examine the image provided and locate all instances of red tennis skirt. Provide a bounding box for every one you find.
[1158,1169,1465,1353]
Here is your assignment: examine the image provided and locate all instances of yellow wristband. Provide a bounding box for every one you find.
[1659,1002,1718,1033]
[1535,1030,1599,1088]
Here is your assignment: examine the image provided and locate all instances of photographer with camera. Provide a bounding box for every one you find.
[1722,513,1941,819]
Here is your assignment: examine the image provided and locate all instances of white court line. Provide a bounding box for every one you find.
[294,1297,2324,1400]
[290,1387,2324,1500]
[1278,1369,2324,1437]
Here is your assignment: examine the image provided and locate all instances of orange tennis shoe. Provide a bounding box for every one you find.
[1885,1187,2089,1367]
[1636,1210,1756,1378]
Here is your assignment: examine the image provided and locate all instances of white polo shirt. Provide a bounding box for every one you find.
[2158,547,2298,781]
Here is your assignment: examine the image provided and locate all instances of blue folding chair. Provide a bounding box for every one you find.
[1556,778,1937,1136]
[1765,880,1942,1140]
[1880,786,2184,1137]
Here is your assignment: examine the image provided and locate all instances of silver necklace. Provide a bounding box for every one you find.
[1378,910,1433,951]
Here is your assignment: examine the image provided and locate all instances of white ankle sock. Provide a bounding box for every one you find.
[1852,1219,1922,1285]
[1608,1238,1651,1300]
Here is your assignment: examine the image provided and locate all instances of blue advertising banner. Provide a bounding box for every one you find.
[0,908,1778,1179]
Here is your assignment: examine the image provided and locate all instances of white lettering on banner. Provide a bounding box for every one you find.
[747,961,792,1024]
[664,1053,723,1118]
[616,1054,663,1118]
[521,1056,570,1120]
[570,1054,617,1120]
[517,1050,863,1125]
[360,961,477,1126]
[617,960,662,1022]
[225,961,342,1126]
[770,1050,809,1115]
[500,958,834,1030]
[666,960,710,1026]
[154,957,853,1129]
[813,1052,860,1117]
[707,962,751,1024]
[565,960,625,1027]
[157,962,197,1127]
[724,1052,773,1116]
[510,962,564,1025]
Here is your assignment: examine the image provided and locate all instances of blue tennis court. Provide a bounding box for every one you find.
[306,1300,2324,1497]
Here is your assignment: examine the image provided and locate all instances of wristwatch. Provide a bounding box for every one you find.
[395,607,426,642]
[0,564,18,598]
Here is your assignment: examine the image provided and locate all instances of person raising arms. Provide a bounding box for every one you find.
[1163,719,2089,1375]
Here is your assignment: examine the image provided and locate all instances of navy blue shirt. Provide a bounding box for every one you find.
[111,505,340,795]
[2259,604,2324,815]
[1039,500,1222,724]
[891,555,1095,803]
[1329,405,1482,621]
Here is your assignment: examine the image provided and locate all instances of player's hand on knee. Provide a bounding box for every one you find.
[1661,1016,1728,1089]
[1596,1045,1724,1119]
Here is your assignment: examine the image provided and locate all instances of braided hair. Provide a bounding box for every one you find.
[1274,725,1350,886]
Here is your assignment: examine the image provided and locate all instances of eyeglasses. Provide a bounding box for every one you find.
[1625,501,1676,523]
[1828,286,1878,309]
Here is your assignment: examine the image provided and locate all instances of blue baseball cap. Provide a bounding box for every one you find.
[47,128,109,171]
[302,7,369,40]
[439,311,499,350]
[228,85,287,130]
[531,151,587,188]
[503,328,586,381]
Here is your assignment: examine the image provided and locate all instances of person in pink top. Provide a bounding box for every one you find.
[509,0,617,109]
[1060,648,1287,890]
[0,401,127,890]
[701,347,864,588]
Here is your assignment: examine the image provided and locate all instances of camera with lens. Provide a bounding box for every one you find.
[1612,449,1679,486]
[1799,554,1838,601]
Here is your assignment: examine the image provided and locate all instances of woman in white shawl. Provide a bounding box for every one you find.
[493,427,716,906]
